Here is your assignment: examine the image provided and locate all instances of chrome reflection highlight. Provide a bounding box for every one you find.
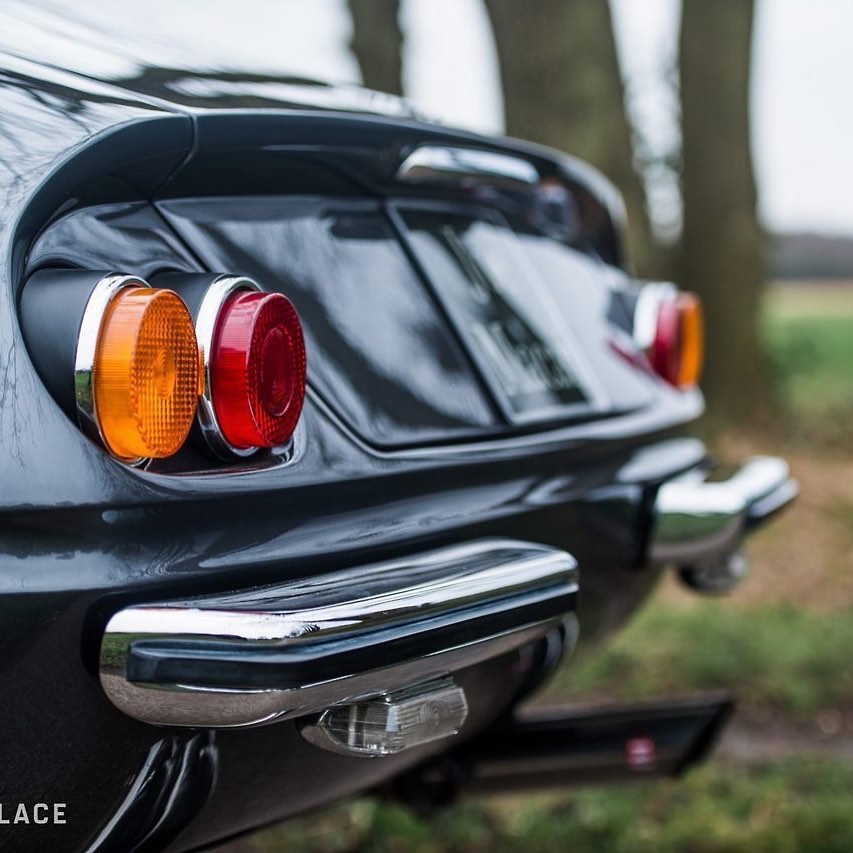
[397,145,539,187]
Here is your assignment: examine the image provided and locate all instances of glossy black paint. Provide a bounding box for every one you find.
[0,26,708,853]
[86,733,218,853]
[19,269,100,417]
[158,197,501,447]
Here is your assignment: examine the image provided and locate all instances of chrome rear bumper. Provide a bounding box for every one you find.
[649,456,798,592]
[100,540,578,729]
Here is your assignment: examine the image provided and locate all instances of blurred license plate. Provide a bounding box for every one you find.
[400,208,590,422]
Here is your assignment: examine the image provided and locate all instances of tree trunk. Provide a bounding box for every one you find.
[679,0,770,428]
[484,0,653,273]
[348,0,404,96]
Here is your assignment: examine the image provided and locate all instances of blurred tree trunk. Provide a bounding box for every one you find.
[680,0,770,427]
[348,0,404,96]
[484,0,653,273]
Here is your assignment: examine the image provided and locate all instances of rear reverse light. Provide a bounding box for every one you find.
[634,284,704,390]
[77,276,200,461]
[186,275,306,457]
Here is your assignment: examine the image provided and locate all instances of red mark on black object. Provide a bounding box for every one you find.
[626,736,657,770]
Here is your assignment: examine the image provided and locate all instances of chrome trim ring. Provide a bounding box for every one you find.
[194,275,262,460]
[633,281,678,351]
[99,539,580,729]
[74,273,151,466]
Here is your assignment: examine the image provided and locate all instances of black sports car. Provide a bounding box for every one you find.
[0,6,796,851]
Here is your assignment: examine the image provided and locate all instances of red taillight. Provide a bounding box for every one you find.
[210,291,306,449]
[634,285,704,390]
[649,291,704,389]
[649,296,682,385]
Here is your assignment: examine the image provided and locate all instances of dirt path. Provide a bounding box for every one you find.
[711,438,853,612]
[718,711,853,763]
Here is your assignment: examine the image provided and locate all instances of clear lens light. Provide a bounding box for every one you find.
[301,679,468,757]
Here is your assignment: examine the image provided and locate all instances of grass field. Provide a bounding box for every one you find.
[228,282,853,853]
[239,757,853,852]
[540,600,853,718]
[763,281,853,418]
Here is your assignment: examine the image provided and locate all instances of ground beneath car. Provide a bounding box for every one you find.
[720,712,853,762]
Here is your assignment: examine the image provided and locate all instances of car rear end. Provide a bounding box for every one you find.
[0,70,795,851]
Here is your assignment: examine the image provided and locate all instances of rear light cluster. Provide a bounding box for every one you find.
[633,283,704,390]
[20,270,306,465]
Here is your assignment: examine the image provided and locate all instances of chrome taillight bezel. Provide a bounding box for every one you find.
[193,274,263,461]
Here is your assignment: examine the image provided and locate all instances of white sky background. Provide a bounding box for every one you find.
[7,0,851,236]
[751,0,853,237]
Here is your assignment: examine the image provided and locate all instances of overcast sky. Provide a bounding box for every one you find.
[7,0,850,237]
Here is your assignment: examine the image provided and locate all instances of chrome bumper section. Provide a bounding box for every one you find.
[100,540,578,729]
[650,455,798,592]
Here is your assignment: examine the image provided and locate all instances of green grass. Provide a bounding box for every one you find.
[540,600,853,717]
[763,283,853,415]
[252,757,853,853]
